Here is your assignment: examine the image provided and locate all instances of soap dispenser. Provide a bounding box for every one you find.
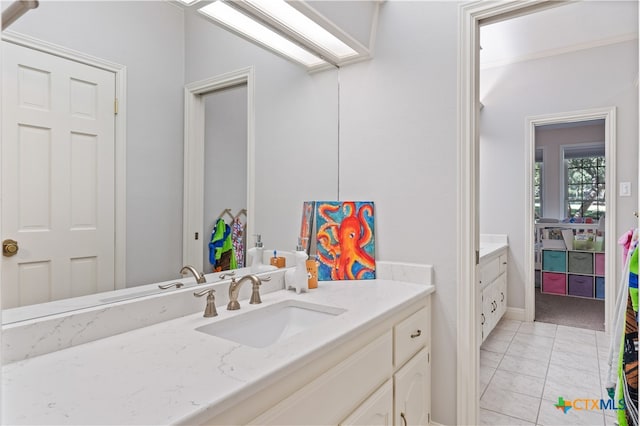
[285,238,309,294]
[248,235,276,273]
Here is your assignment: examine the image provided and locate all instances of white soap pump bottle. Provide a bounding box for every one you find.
[285,238,309,294]
[248,235,276,273]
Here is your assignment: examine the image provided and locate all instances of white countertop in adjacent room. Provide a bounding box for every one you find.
[479,234,508,261]
[2,279,434,426]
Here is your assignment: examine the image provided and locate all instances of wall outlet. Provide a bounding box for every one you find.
[619,182,632,197]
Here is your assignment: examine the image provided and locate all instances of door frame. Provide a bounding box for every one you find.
[457,1,572,424]
[524,107,617,329]
[182,67,255,271]
[1,30,127,290]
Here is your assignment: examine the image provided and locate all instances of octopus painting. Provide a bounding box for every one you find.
[315,201,376,281]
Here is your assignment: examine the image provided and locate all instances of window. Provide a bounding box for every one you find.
[534,149,543,219]
[563,144,605,220]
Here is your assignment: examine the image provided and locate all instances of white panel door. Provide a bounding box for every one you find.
[2,41,116,308]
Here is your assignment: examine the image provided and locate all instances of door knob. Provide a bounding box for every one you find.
[3,239,19,257]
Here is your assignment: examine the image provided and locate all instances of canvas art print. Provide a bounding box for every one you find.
[299,201,315,254]
[315,201,376,281]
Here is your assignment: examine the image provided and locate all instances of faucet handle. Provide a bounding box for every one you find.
[193,287,215,297]
[219,271,235,279]
[193,288,218,317]
[248,276,270,305]
[158,282,184,290]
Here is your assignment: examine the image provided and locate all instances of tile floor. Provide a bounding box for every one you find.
[479,318,620,426]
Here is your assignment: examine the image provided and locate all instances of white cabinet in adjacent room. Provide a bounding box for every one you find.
[479,248,508,344]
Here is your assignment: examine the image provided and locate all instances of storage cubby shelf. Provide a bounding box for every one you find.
[541,249,604,300]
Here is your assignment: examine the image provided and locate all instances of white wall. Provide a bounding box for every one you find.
[184,9,339,254]
[535,122,605,219]
[339,2,460,424]
[203,85,248,270]
[479,39,639,311]
[6,1,186,286]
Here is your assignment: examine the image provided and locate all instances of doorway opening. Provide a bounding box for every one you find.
[531,117,611,332]
[458,1,631,423]
[183,67,255,272]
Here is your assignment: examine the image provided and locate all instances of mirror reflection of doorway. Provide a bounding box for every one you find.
[202,84,248,272]
[534,119,606,332]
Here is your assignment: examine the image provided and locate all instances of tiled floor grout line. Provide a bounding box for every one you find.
[532,326,557,426]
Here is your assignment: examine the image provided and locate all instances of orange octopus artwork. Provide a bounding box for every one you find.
[316,201,376,281]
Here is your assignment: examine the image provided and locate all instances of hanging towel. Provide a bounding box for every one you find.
[209,219,237,272]
[610,230,639,426]
[629,247,638,313]
[232,217,245,268]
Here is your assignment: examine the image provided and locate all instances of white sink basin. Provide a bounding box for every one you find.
[195,299,346,348]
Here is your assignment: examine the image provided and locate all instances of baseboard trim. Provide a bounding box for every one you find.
[504,307,525,322]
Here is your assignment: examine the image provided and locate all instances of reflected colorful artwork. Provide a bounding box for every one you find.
[316,201,375,281]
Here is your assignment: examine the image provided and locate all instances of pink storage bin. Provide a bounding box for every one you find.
[542,272,566,295]
[594,253,605,276]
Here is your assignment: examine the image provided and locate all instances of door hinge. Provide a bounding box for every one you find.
[428,413,430,424]
[428,352,430,363]
[114,98,119,115]
[195,232,199,240]
[475,250,480,265]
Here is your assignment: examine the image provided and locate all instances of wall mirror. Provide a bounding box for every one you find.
[0,0,340,323]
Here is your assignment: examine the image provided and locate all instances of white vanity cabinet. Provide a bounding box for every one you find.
[340,379,393,426]
[206,299,431,426]
[479,249,507,344]
[394,348,430,426]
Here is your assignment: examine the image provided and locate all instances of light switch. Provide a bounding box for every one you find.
[619,182,632,197]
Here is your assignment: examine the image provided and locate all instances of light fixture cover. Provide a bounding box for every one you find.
[199,1,327,68]
[243,0,358,59]
[176,0,201,5]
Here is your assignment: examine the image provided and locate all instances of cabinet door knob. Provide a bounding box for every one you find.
[400,412,408,426]
[410,330,422,339]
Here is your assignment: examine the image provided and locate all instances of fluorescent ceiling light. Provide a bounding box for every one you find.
[199,1,326,68]
[244,0,358,59]
[176,0,201,5]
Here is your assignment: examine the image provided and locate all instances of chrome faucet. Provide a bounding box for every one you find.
[193,288,217,317]
[181,265,206,284]
[227,275,271,310]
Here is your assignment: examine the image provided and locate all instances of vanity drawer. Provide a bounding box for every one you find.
[394,306,429,368]
[479,257,500,286]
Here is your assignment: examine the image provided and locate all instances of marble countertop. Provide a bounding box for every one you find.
[2,279,434,425]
